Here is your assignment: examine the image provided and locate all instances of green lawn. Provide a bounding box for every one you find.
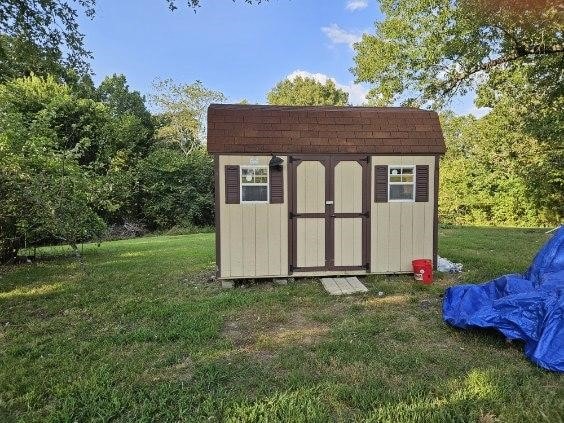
[0,227,562,422]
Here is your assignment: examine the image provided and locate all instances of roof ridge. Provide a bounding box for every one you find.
[208,103,435,113]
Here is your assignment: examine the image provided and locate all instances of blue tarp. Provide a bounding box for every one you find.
[442,227,564,372]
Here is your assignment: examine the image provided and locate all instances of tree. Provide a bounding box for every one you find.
[267,76,349,106]
[150,79,225,154]
[0,75,107,262]
[96,74,154,156]
[137,148,214,229]
[439,109,562,227]
[352,0,563,107]
[0,1,96,78]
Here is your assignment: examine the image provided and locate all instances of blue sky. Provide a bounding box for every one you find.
[79,0,481,115]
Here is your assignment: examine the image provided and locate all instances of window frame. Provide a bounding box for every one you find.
[240,165,269,204]
[388,165,416,202]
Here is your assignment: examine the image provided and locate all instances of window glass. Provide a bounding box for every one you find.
[390,184,414,200]
[240,166,268,202]
[242,186,268,202]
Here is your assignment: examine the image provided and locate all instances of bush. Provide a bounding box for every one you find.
[138,147,214,229]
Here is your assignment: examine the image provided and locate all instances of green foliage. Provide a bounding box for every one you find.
[439,110,562,227]
[0,76,106,261]
[267,76,349,106]
[352,0,563,107]
[138,148,215,229]
[151,79,226,154]
[0,1,96,79]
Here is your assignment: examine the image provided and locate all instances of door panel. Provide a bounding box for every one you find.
[334,161,363,213]
[296,218,325,267]
[296,161,325,213]
[334,218,362,266]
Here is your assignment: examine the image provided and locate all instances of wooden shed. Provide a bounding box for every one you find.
[207,104,446,279]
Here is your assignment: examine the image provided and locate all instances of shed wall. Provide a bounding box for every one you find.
[370,155,435,273]
[218,154,436,278]
[218,155,288,278]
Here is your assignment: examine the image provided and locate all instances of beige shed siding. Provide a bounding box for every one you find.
[370,155,435,273]
[219,155,288,278]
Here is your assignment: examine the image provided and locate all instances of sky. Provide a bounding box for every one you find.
[78,0,485,116]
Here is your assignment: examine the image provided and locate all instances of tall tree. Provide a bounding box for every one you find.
[150,79,225,154]
[352,0,563,107]
[267,76,349,106]
[0,1,96,77]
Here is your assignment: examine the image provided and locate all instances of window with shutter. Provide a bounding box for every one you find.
[269,166,284,204]
[415,165,429,202]
[225,165,240,204]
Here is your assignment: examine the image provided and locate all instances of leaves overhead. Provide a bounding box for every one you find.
[352,0,564,107]
[164,0,264,11]
[0,0,96,76]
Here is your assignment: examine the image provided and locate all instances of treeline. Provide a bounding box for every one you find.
[0,74,218,262]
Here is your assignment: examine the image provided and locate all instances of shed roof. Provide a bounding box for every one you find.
[207,104,445,155]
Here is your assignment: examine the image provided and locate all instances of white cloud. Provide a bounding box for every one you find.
[346,0,368,11]
[321,23,362,49]
[286,70,369,106]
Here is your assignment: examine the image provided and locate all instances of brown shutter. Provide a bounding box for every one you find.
[374,165,388,202]
[269,166,284,204]
[415,165,429,202]
[225,165,240,204]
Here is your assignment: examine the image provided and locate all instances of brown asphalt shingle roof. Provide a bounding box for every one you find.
[207,104,446,154]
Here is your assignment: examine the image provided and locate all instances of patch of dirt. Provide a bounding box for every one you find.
[179,270,216,286]
[222,309,330,360]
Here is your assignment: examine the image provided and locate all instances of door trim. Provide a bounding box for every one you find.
[288,155,371,274]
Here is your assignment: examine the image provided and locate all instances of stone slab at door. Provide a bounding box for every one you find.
[289,156,370,273]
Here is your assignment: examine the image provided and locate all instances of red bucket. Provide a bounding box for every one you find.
[412,259,433,284]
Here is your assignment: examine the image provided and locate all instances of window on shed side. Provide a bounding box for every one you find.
[388,166,415,201]
[241,166,269,203]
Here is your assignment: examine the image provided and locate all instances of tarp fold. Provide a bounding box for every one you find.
[443,227,564,372]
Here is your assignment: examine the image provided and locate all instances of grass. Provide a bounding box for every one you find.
[0,227,562,422]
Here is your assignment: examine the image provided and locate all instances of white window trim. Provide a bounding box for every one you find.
[240,165,269,204]
[388,165,415,202]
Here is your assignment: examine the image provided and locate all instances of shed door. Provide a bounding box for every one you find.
[289,156,370,273]
[293,159,327,270]
[334,161,364,267]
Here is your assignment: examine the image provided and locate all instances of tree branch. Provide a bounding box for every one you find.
[442,44,564,96]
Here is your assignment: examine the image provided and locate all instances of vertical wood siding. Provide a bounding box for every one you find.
[219,155,288,278]
[370,155,435,273]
